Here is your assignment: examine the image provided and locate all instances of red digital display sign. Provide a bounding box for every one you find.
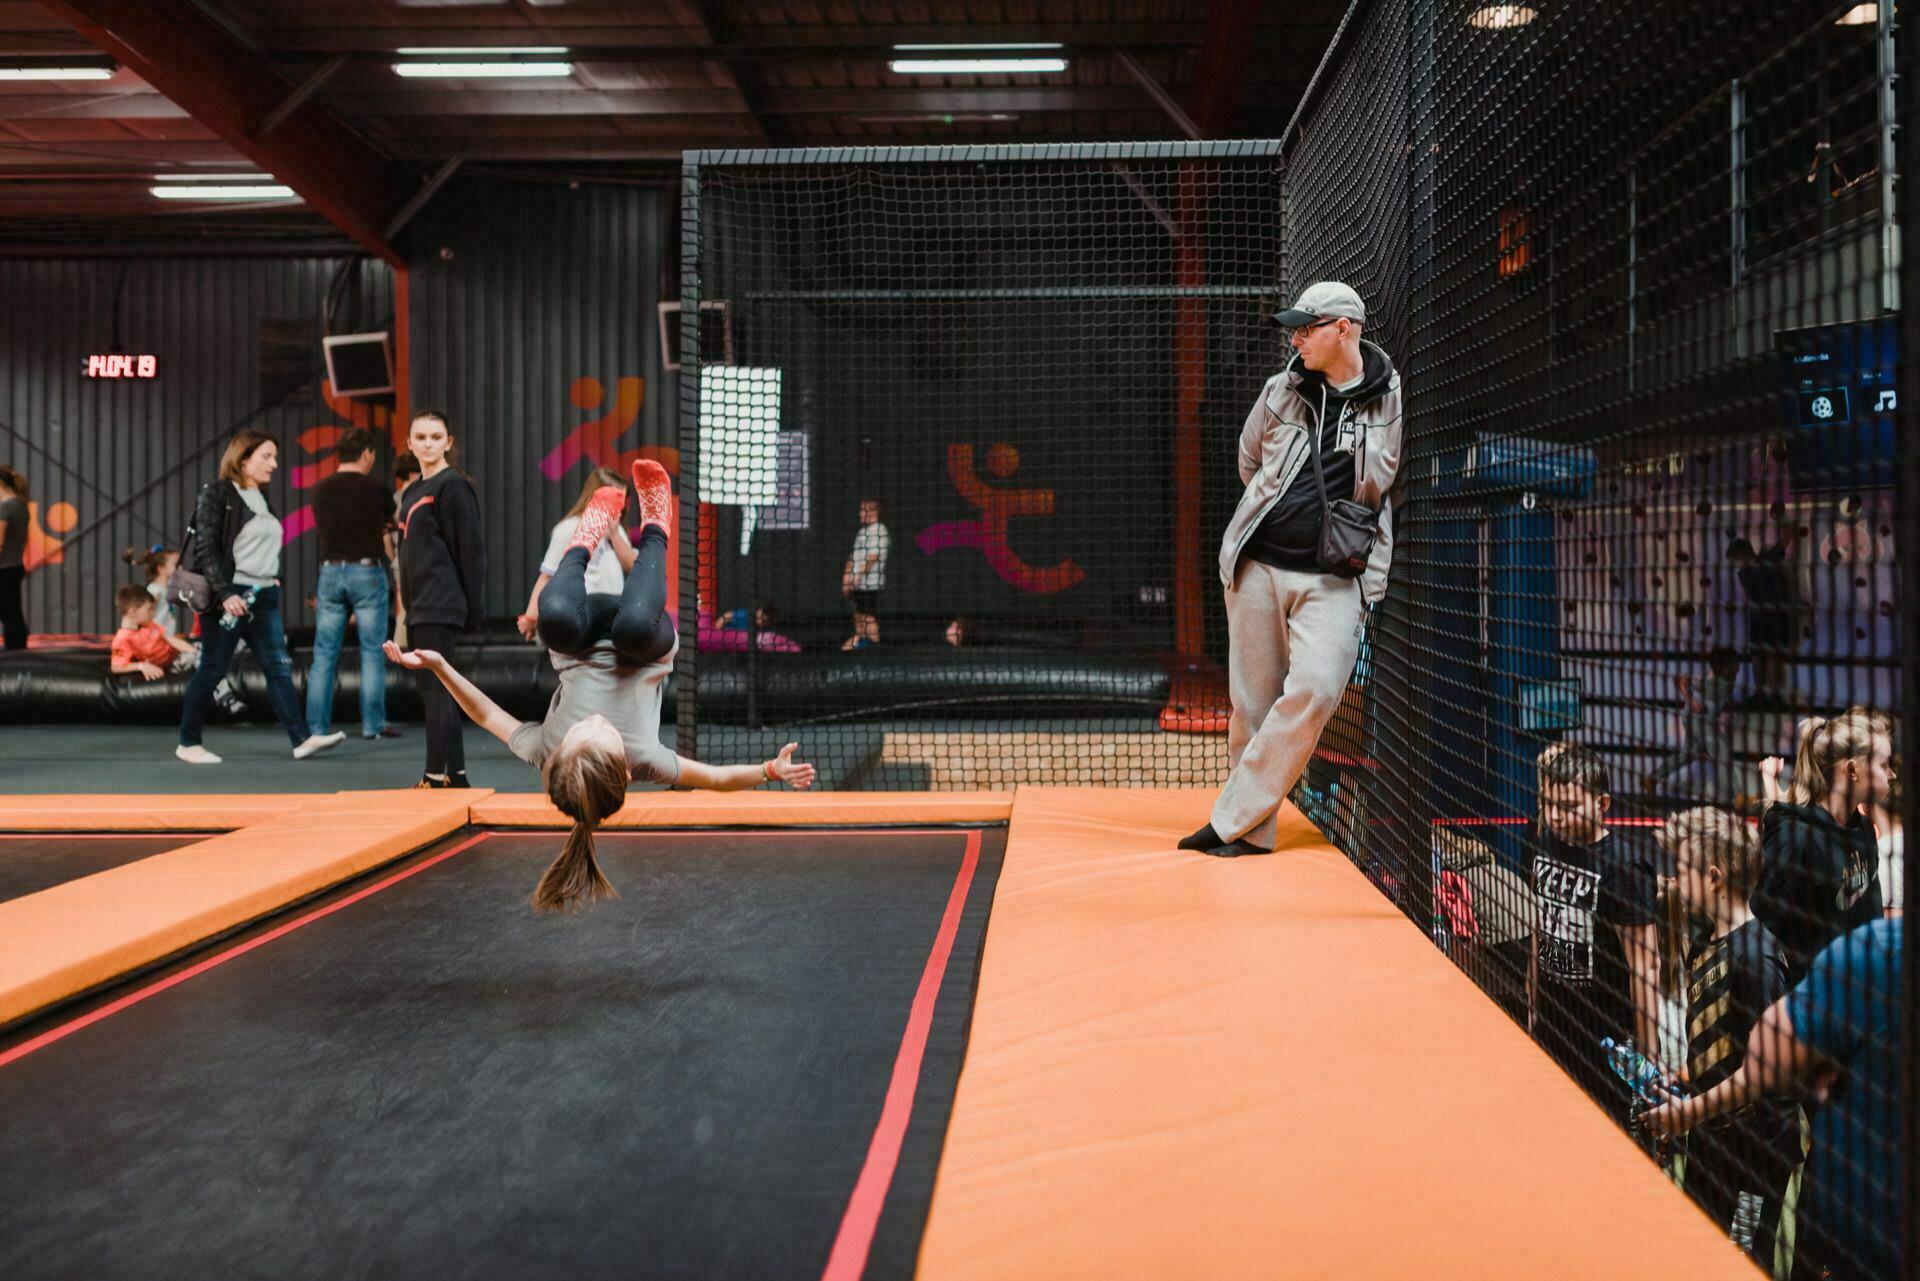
[84,354,157,378]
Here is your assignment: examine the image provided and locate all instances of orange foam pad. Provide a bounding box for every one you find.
[919,788,1757,1281]
[0,794,295,831]
[0,790,481,1026]
[470,790,1013,828]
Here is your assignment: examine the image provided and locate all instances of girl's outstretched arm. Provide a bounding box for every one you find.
[674,741,816,792]
[384,640,522,746]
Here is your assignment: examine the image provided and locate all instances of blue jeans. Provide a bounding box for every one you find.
[179,584,311,748]
[306,562,390,735]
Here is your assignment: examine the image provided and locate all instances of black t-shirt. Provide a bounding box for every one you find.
[0,495,26,569]
[1682,917,1801,1178]
[1531,829,1658,1048]
[1241,379,1364,572]
[310,470,394,564]
[1753,802,1882,983]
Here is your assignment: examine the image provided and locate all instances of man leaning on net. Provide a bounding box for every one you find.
[1182,281,1403,857]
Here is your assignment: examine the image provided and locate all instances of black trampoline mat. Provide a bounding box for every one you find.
[0,833,209,904]
[0,826,1006,1281]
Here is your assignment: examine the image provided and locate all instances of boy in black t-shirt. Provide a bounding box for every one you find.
[1528,743,1662,1123]
[1651,807,1803,1273]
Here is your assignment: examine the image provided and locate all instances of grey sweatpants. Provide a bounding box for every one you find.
[1210,560,1367,849]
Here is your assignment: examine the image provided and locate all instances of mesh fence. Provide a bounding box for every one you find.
[677,4,1911,1270]
[676,143,1285,790]
[1283,2,1911,1278]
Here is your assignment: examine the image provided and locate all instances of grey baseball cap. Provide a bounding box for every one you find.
[1271,280,1366,327]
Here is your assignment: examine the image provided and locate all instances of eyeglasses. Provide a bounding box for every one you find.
[1289,317,1341,336]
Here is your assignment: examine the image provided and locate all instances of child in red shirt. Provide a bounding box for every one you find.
[111,584,193,680]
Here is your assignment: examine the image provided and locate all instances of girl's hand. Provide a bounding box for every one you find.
[1639,1094,1701,1140]
[1759,756,1784,783]
[768,742,817,791]
[516,613,539,642]
[138,661,165,681]
[221,595,249,618]
[383,640,443,670]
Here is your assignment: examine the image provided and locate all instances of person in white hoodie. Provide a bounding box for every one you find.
[1181,281,1404,857]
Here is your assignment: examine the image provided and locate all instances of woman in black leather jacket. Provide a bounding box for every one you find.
[175,429,343,765]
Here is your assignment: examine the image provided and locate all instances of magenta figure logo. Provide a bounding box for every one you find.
[917,443,1085,594]
[540,376,678,480]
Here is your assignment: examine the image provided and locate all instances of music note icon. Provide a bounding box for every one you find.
[1873,389,1896,412]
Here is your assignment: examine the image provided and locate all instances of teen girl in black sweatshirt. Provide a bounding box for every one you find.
[396,411,485,787]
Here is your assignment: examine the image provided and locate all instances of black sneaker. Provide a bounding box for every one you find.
[413,775,449,789]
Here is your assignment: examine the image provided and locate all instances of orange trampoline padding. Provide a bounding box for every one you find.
[0,794,295,831]
[470,790,1013,828]
[0,790,479,1026]
[918,788,1758,1281]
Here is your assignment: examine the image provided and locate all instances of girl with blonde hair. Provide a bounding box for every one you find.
[389,461,815,912]
[1751,707,1893,978]
[516,465,636,641]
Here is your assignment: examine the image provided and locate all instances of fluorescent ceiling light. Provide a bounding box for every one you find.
[1835,4,1878,24]
[889,57,1067,74]
[0,66,115,80]
[150,184,298,200]
[892,43,1064,51]
[391,61,574,78]
[1466,4,1537,28]
[856,113,1019,124]
[395,46,569,55]
[152,173,270,182]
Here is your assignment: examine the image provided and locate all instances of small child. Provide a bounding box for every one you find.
[123,544,184,638]
[1529,742,1663,1122]
[1651,807,1803,1271]
[110,584,193,681]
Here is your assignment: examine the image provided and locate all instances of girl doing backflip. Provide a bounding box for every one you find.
[388,460,816,912]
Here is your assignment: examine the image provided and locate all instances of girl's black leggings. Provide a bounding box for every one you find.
[536,525,673,664]
[409,622,466,776]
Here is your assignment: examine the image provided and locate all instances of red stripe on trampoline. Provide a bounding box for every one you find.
[0,831,493,1070]
[820,828,983,1281]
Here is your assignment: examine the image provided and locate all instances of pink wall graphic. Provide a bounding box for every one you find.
[917,443,1085,594]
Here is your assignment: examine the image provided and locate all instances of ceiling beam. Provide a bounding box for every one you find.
[251,23,1215,55]
[1183,0,1266,136]
[256,50,346,137]
[1109,48,1200,140]
[34,0,417,264]
[0,92,190,119]
[2,84,1154,119]
[672,0,768,142]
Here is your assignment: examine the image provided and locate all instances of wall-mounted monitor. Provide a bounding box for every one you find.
[658,300,734,373]
[322,331,394,397]
[1777,317,1897,493]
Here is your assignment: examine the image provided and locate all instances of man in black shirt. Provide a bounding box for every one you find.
[305,428,399,740]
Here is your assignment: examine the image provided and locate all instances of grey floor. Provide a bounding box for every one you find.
[0,723,896,795]
[0,725,540,794]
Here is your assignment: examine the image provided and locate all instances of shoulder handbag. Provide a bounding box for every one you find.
[1310,398,1380,579]
[169,485,217,613]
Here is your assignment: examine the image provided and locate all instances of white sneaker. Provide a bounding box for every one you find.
[293,731,346,760]
[175,745,222,765]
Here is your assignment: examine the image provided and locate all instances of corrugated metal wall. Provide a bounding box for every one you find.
[0,256,392,633]
[406,178,675,619]
[0,178,673,635]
